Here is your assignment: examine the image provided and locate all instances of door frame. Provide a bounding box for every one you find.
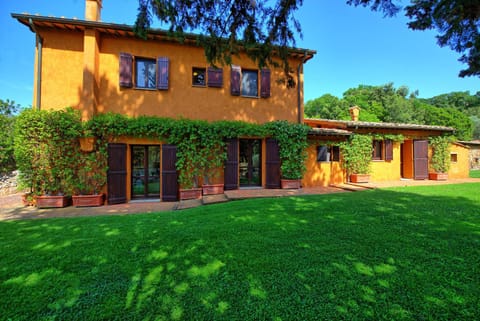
[131,145,161,199]
[239,138,262,187]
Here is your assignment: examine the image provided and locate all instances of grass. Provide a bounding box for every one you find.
[470,169,480,178]
[1,183,480,320]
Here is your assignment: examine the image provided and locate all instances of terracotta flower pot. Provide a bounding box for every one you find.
[281,179,301,189]
[72,193,105,207]
[179,188,202,200]
[202,184,224,195]
[429,172,448,181]
[36,195,71,208]
[350,174,370,183]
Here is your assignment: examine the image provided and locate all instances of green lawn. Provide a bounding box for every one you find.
[470,169,480,178]
[1,184,480,321]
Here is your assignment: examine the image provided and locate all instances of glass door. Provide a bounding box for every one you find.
[239,139,262,186]
[132,145,160,199]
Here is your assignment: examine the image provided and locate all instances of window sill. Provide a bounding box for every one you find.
[135,87,157,91]
[240,95,259,99]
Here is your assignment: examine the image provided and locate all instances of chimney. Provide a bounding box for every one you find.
[85,0,102,21]
[349,105,360,122]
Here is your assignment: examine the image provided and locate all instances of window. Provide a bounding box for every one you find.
[136,58,156,89]
[372,139,393,161]
[192,68,206,86]
[118,53,169,90]
[192,67,223,87]
[241,69,258,97]
[192,67,223,88]
[317,145,340,162]
[230,65,270,98]
[450,153,458,163]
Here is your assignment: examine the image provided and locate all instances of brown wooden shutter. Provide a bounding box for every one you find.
[119,53,133,88]
[385,140,393,161]
[207,67,223,87]
[332,146,340,161]
[414,140,428,180]
[266,138,281,189]
[161,144,178,201]
[157,57,169,90]
[107,143,127,204]
[224,138,239,190]
[230,65,241,96]
[260,69,271,98]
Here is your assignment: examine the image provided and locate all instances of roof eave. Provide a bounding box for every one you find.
[12,13,317,58]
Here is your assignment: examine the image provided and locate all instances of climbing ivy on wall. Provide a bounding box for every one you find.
[15,110,313,192]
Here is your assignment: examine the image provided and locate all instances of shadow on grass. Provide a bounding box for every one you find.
[1,184,479,320]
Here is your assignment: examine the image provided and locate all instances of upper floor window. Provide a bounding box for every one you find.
[192,67,223,87]
[241,69,258,97]
[136,58,156,89]
[192,67,206,86]
[231,65,270,98]
[119,53,169,90]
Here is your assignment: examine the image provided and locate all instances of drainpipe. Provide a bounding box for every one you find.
[29,18,43,110]
[297,51,312,124]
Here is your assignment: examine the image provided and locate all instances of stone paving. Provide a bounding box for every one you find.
[1,178,479,221]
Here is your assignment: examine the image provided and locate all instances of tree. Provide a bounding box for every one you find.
[347,0,480,77]
[305,83,474,140]
[470,116,480,139]
[135,0,303,85]
[304,94,349,119]
[0,99,22,174]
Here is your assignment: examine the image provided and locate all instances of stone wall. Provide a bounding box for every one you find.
[0,171,21,196]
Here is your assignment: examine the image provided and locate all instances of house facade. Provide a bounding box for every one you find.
[303,113,470,187]
[459,141,480,169]
[13,0,469,204]
[13,0,316,203]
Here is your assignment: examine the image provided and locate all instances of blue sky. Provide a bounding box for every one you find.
[1,0,478,108]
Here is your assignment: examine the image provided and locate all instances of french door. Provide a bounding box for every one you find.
[239,139,262,186]
[131,145,160,198]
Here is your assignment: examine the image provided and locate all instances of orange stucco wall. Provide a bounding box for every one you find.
[35,29,84,110]
[35,28,304,124]
[447,143,470,179]
[370,142,402,181]
[303,143,345,187]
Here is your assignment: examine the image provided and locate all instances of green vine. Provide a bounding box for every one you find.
[339,134,373,175]
[429,135,453,173]
[16,110,312,192]
[265,121,310,179]
[371,133,404,143]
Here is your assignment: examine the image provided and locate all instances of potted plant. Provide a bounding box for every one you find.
[72,145,107,207]
[267,121,310,189]
[169,120,207,200]
[178,170,202,200]
[429,136,452,181]
[200,133,226,195]
[14,109,82,208]
[340,134,373,183]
